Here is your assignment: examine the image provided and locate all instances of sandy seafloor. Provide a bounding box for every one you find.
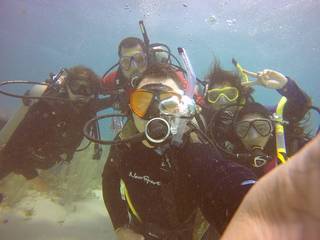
[0,189,116,240]
[0,145,117,240]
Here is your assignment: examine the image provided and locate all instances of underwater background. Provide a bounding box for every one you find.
[0,0,319,239]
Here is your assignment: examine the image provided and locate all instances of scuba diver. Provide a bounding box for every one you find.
[0,65,112,181]
[203,60,312,162]
[228,102,312,177]
[100,63,257,240]
[100,21,186,117]
[100,36,149,114]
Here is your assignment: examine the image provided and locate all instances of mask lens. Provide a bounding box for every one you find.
[119,57,131,70]
[132,53,146,67]
[159,93,181,115]
[253,119,272,137]
[130,90,154,118]
[235,121,250,138]
[120,53,146,71]
[224,88,238,100]
[207,87,239,104]
[68,80,93,96]
[207,90,221,103]
[236,119,272,138]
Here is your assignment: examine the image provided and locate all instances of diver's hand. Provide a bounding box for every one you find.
[115,227,145,240]
[221,134,320,240]
[256,69,288,89]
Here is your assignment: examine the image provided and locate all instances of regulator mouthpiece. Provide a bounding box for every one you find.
[145,117,171,144]
[251,147,270,168]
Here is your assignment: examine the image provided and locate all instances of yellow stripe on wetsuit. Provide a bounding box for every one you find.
[120,179,142,223]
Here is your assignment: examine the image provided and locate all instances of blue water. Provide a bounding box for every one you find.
[0,1,319,239]
[0,0,320,109]
[0,0,319,118]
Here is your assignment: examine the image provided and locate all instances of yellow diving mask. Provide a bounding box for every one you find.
[207,86,239,104]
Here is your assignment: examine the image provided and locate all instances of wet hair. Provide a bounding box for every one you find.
[65,65,99,93]
[118,37,147,57]
[237,102,271,121]
[205,60,254,101]
[136,63,187,90]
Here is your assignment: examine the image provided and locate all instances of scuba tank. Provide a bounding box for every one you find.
[0,70,66,153]
[0,84,48,147]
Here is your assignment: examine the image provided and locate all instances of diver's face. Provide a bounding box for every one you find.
[207,82,240,111]
[66,79,94,104]
[132,77,182,134]
[119,45,148,80]
[235,113,273,151]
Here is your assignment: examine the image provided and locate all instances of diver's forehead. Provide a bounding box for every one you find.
[138,77,181,92]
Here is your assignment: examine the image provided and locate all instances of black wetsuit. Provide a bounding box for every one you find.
[276,77,311,122]
[102,140,257,238]
[0,90,112,180]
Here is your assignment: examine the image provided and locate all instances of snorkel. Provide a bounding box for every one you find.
[139,20,150,50]
[139,20,182,68]
[274,96,288,164]
[232,58,250,85]
[170,47,197,146]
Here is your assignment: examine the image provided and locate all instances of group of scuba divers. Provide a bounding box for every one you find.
[0,21,319,240]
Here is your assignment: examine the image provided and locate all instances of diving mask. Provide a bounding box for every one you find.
[207,86,239,104]
[235,118,273,138]
[67,79,95,96]
[130,84,196,144]
[129,87,184,120]
[119,52,147,71]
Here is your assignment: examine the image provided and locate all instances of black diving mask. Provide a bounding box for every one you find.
[67,79,95,96]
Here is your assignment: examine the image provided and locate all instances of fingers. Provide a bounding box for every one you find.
[256,70,269,86]
[240,70,262,87]
[256,69,283,88]
[240,69,287,89]
[241,80,258,87]
[243,69,259,78]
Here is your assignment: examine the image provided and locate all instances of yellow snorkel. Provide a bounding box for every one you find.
[232,58,262,87]
[274,96,288,164]
[232,58,250,84]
